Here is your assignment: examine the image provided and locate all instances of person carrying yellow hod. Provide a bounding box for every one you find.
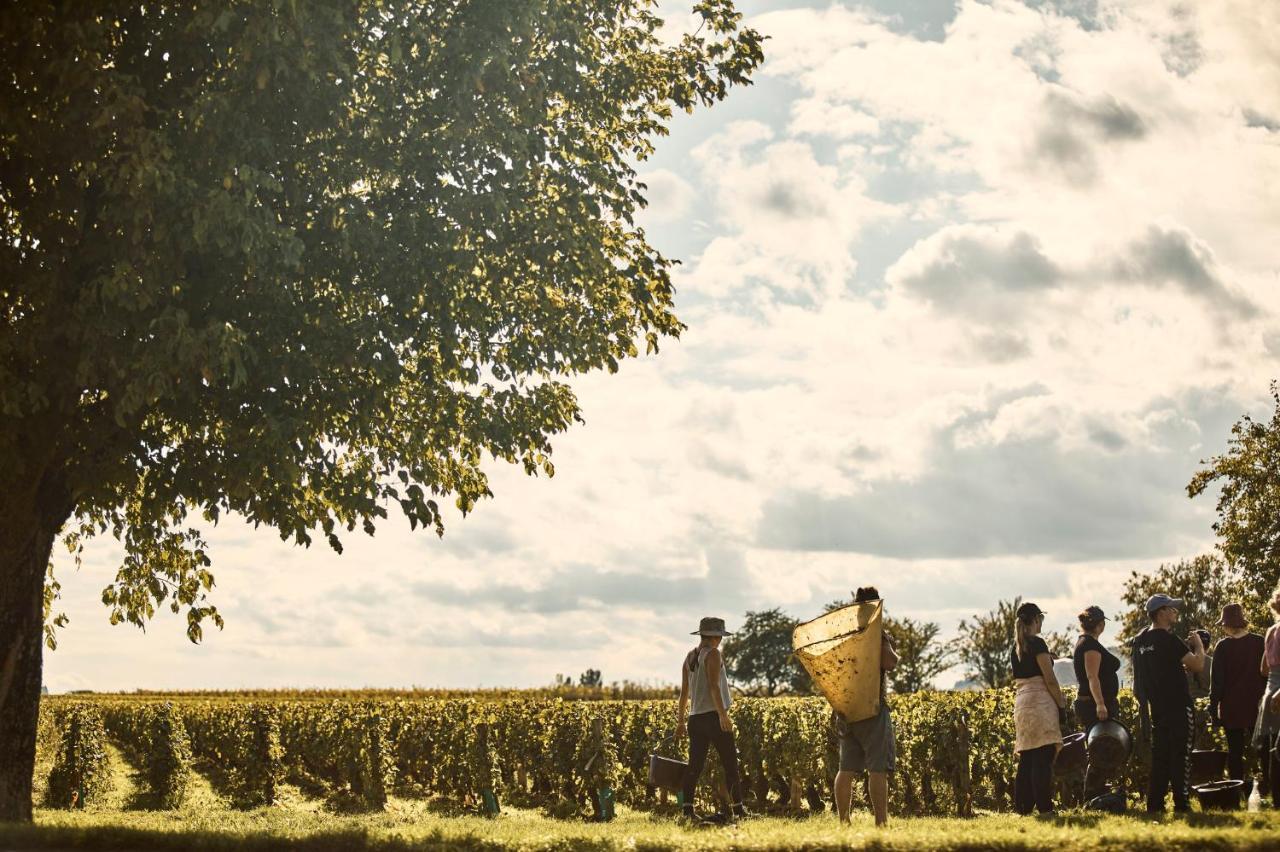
[793,586,898,827]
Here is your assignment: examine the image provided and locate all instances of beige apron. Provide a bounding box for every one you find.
[1014,677,1062,753]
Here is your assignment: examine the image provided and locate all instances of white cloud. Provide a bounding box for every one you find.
[42,1,1280,692]
[789,99,881,139]
[636,168,696,225]
[685,122,898,301]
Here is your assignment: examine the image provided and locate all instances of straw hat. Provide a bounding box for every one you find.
[691,616,733,637]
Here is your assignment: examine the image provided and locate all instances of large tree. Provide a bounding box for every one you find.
[1189,384,1280,624]
[0,0,762,820]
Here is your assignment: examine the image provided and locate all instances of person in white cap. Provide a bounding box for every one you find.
[1130,593,1206,814]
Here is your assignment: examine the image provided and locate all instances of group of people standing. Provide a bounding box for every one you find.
[1011,584,1280,816]
[674,581,1280,825]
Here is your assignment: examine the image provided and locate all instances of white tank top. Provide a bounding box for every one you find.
[688,646,732,716]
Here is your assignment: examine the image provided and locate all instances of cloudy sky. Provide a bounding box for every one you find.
[45,0,1280,692]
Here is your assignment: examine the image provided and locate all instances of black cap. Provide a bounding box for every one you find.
[1016,602,1045,621]
[1082,605,1106,621]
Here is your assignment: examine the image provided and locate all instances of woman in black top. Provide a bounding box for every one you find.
[1073,605,1121,799]
[1011,602,1066,815]
[1073,605,1121,726]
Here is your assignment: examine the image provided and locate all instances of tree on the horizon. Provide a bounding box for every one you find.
[952,598,1022,689]
[0,0,763,819]
[722,608,810,696]
[1116,554,1249,646]
[1042,628,1074,659]
[883,617,952,694]
[1189,384,1280,627]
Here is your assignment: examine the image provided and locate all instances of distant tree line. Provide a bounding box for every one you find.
[721,549,1263,696]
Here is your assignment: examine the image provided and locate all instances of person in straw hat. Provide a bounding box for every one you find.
[1209,602,1265,794]
[675,616,747,823]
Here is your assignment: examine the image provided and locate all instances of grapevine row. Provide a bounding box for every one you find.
[36,689,1227,814]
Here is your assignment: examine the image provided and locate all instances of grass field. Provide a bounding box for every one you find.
[4,745,1279,851]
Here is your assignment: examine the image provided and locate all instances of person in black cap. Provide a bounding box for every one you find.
[676,616,747,823]
[1011,601,1066,815]
[1073,605,1121,799]
[1131,593,1206,814]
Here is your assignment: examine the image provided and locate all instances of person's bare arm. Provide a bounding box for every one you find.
[1036,652,1066,708]
[705,648,733,732]
[676,658,690,739]
[881,635,899,672]
[1264,628,1274,679]
[1182,632,1206,674]
[1084,650,1108,720]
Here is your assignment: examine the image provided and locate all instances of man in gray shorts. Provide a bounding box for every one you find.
[834,586,898,827]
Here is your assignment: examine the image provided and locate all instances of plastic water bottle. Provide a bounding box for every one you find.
[1248,776,1263,812]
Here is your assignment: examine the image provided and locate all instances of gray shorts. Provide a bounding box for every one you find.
[838,703,895,774]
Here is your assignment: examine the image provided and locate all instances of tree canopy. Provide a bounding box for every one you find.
[3,0,762,641]
[1116,554,1249,644]
[1189,383,1280,621]
[0,0,762,821]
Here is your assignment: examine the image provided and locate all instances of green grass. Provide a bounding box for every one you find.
[5,746,1278,851]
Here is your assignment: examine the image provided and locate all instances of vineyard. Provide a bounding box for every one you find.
[34,688,1226,818]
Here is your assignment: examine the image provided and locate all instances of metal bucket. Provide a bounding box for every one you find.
[648,753,687,792]
[1194,779,1245,811]
[1086,719,1132,768]
[1055,732,1088,775]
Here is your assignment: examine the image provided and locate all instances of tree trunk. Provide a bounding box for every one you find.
[0,486,67,822]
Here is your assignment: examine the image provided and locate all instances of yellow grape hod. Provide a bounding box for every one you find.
[792,601,884,723]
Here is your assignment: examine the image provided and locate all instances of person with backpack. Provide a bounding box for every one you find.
[675,616,748,824]
[1131,594,1206,814]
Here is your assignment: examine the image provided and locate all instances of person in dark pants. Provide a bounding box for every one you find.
[1072,605,1121,799]
[1131,594,1206,814]
[676,617,746,824]
[1210,603,1266,790]
[1011,602,1066,815]
[1255,583,1280,805]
